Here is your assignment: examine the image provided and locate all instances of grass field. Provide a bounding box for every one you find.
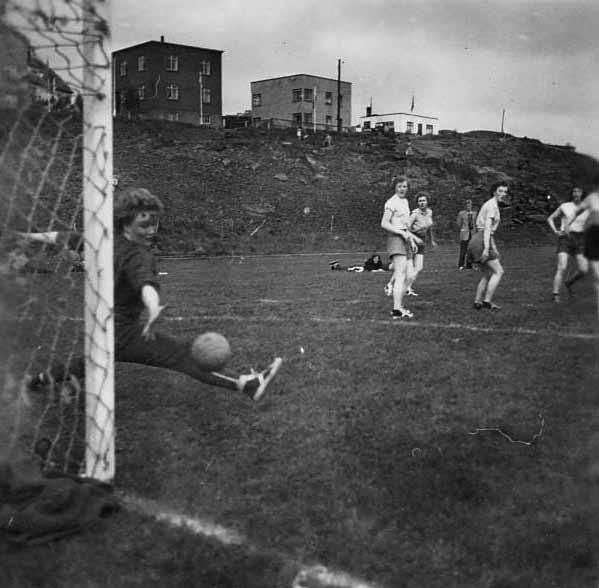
[2,243,599,588]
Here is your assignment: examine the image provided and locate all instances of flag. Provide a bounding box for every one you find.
[410,95,415,112]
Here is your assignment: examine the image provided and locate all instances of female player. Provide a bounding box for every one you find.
[26,187,282,400]
[546,186,588,301]
[380,176,422,319]
[467,182,510,310]
[404,192,437,297]
[567,185,599,319]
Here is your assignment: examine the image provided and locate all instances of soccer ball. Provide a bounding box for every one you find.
[191,332,231,372]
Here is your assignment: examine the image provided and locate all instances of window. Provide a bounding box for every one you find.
[292,88,302,102]
[202,88,211,104]
[293,112,302,125]
[200,60,211,75]
[137,56,145,71]
[325,115,333,126]
[426,124,434,135]
[252,93,262,107]
[166,112,179,122]
[304,112,313,124]
[2,64,18,80]
[363,121,371,129]
[166,84,179,100]
[201,114,211,125]
[137,85,145,101]
[252,117,261,127]
[406,121,414,133]
[325,92,333,105]
[119,61,127,76]
[303,88,313,102]
[166,55,178,71]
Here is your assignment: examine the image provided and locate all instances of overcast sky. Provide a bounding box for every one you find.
[112,1,598,158]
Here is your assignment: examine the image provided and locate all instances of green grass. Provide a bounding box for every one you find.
[2,244,599,588]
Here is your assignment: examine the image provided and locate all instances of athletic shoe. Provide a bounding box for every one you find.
[239,357,283,401]
[473,302,483,310]
[406,288,419,297]
[482,301,501,311]
[391,308,413,319]
[458,266,464,270]
[384,282,393,296]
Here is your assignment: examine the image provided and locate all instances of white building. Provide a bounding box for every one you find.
[357,108,439,135]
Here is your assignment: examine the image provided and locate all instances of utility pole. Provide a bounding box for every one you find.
[501,108,505,134]
[336,58,342,133]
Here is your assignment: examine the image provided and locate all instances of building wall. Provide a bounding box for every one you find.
[250,75,352,130]
[113,41,223,127]
[359,113,439,135]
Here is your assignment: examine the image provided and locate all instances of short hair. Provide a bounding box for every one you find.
[416,191,429,201]
[114,188,164,232]
[490,181,509,196]
[391,175,409,189]
[465,199,473,205]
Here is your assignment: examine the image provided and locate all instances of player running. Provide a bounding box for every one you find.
[25,187,282,400]
[547,186,589,300]
[467,182,510,311]
[566,185,599,320]
[381,176,422,319]
[404,192,437,297]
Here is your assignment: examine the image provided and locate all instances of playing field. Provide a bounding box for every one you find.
[3,243,599,588]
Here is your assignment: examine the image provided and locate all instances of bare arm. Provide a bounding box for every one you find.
[141,284,166,340]
[546,207,563,235]
[16,231,60,245]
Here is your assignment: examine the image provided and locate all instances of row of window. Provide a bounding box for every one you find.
[362,120,434,134]
[252,89,336,107]
[119,56,212,76]
[292,113,333,125]
[160,112,211,124]
[134,84,211,102]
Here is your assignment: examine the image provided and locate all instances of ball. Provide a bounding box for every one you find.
[191,332,231,372]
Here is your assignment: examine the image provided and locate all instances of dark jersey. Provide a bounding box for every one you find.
[114,235,160,325]
[363,256,384,271]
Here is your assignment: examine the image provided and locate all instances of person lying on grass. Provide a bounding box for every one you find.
[329,254,387,273]
[26,187,282,400]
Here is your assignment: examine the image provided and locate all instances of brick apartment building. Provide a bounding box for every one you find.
[250,74,352,131]
[112,36,223,127]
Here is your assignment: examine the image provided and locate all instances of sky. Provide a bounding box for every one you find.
[13,0,598,158]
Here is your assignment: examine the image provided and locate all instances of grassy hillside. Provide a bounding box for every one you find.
[112,119,598,255]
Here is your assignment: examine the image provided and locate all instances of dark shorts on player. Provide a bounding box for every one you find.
[414,241,425,255]
[387,234,413,258]
[557,232,584,256]
[584,225,599,260]
[467,231,500,264]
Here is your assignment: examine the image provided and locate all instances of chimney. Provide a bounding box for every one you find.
[160,35,164,43]
[366,105,372,117]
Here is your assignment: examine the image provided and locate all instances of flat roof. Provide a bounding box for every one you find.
[252,73,351,85]
[361,112,438,121]
[113,40,223,54]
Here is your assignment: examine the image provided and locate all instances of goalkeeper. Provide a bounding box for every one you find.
[26,187,281,401]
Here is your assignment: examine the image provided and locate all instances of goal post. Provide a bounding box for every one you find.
[0,0,115,481]
[82,0,114,481]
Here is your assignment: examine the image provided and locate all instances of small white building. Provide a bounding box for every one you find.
[357,108,439,135]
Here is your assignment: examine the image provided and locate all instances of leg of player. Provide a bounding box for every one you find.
[552,251,569,302]
[406,252,423,296]
[481,258,504,310]
[473,268,490,310]
[565,253,589,296]
[590,261,599,320]
[390,254,412,318]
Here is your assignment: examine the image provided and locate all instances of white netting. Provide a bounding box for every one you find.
[0,0,114,480]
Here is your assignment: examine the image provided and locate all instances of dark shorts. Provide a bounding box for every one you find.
[467,231,500,264]
[557,232,584,256]
[584,226,599,260]
[414,241,425,255]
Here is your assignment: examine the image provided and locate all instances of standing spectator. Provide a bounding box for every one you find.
[546,186,588,301]
[456,199,477,269]
[467,183,510,310]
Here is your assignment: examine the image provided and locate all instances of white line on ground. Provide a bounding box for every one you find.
[165,313,599,340]
[120,492,381,588]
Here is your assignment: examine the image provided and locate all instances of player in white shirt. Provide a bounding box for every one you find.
[467,182,510,310]
[380,176,422,319]
[546,186,589,301]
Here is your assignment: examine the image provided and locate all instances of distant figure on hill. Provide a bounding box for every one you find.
[546,186,589,302]
[456,199,477,269]
[323,134,333,148]
[467,182,510,311]
[566,183,599,319]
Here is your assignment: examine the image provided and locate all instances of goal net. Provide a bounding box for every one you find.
[0,0,114,481]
